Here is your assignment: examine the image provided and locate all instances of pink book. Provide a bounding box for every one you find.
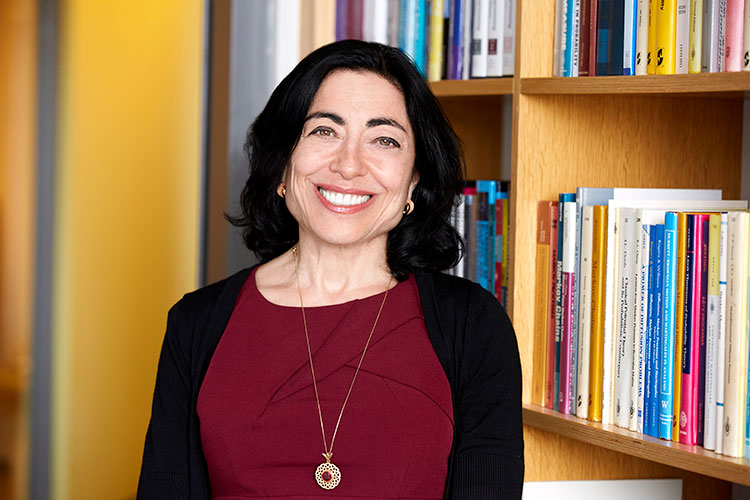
[558,201,577,414]
[679,214,709,445]
[725,0,745,71]
[545,203,560,409]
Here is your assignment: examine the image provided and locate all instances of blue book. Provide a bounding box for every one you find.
[644,224,657,436]
[563,0,579,76]
[648,223,665,436]
[623,0,637,74]
[414,0,428,74]
[448,0,466,79]
[596,0,625,75]
[401,0,417,62]
[477,180,498,293]
[554,193,576,412]
[658,212,678,440]
[473,191,492,292]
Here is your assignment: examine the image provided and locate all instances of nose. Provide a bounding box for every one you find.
[330,139,366,179]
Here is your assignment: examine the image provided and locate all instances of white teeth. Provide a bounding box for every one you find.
[319,187,372,206]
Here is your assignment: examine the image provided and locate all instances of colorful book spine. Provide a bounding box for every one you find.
[643,223,656,435]
[656,0,677,73]
[703,214,721,450]
[560,200,578,414]
[428,0,446,80]
[463,188,477,281]
[589,205,608,422]
[648,223,665,437]
[596,0,625,74]
[580,0,593,75]
[495,192,507,304]
[603,206,622,424]
[724,0,744,70]
[388,0,401,47]
[336,0,349,40]
[476,180,497,293]
[689,0,705,72]
[659,212,678,440]
[347,0,365,40]
[636,215,651,433]
[555,0,569,75]
[672,212,688,442]
[448,0,466,79]
[547,204,561,409]
[534,201,553,406]
[624,0,638,74]
[577,206,595,418]
[715,212,728,454]
[589,0,600,74]
[415,0,428,73]
[648,0,659,72]
[501,194,510,307]
[554,196,570,412]
[564,0,582,75]
[696,215,709,447]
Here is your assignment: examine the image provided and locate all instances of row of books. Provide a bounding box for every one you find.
[533,187,750,458]
[335,0,516,80]
[554,0,750,75]
[447,180,510,307]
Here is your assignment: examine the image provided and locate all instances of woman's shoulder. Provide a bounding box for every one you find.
[170,267,254,323]
[415,271,506,315]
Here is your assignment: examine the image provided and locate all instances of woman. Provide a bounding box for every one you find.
[137,40,523,500]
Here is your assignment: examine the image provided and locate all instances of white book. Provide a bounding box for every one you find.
[471,0,491,77]
[454,195,466,278]
[502,0,516,74]
[577,206,595,419]
[723,211,749,457]
[634,211,651,433]
[603,207,621,425]
[571,0,581,76]
[462,0,473,79]
[364,0,390,44]
[624,0,637,74]
[676,0,690,73]
[636,0,650,73]
[702,0,726,71]
[487,0,506,76]
[615,208,637,428]
[714,212,728,454]
[744,0,750,69]
[704,214,721,450]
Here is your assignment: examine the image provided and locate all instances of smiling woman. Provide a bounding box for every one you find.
[137,40,524,500]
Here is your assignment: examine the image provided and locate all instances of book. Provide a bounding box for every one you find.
[502,0,517,74]
[648,0,659,72]
[596,0,625,74]
[589,205,608,422]
[462,0,473,78]
[555,194,576,411]
[336,0,349,40]
[659,212,678,440]
[580,0,593,75]
[364,0,390,44]
[656,0,678,73]
[463,188,477,280]
[672,212,688,442]
[471,0,491,77]
[487,0,506,77]
[676,0,690,72]
[555,0,569,75]
[496,191,507,304]
[428,0,446,80]
[589,0,600,73]
[560,200,578,414]
[476,180,498,293]
[577,206,595,419]
[603,205,621,424]
[723,211,749,457]
[689,0,705,72]
[702,0,727,71]
[453,195,466,278]
[745,0,750,70]
[624,0,638,74]
[566,0,582,75]
[648,223,665,437]
[715,212,728,454]
[635,211,651,433]
[534,201,553,406]
[615,208,637,428]
[388,0,401,46]
[347,0,365,40]
[703,213,721,450]
[636,0,651,73]
[724,0,744,70]
[547,203,561,409]
[448,0,467,79]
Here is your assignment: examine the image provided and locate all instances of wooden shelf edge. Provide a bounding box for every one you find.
[519,73,750,96]
[523,404,750,486]
[430,77,513,97]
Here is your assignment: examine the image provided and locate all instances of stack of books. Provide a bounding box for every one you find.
[335,0,516,80]
[533,187,750,458]
[553,0,750,75]
[448,180,510,308]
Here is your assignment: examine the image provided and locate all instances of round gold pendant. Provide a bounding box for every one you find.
[315,461,341,489]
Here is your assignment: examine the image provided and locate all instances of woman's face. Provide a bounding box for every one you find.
[284,69,418,251]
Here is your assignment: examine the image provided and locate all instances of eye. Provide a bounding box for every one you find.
[375,137,400,148]
[310,126,335,138]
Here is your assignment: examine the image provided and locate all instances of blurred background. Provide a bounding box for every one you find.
[0,1,335,499]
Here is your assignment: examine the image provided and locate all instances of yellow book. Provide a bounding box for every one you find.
[532,202,552,406]
[588,205,608,422]
[427,0,445,81]
[648,0,658,73]
[671,212,688,442]
[688,0,703,72]
[656,0,677,74]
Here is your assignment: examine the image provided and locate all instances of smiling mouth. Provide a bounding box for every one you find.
[317,187,373,206]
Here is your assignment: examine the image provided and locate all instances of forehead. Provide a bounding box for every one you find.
[309,70,409,121]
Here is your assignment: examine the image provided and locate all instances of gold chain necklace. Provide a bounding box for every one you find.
[292,246,393,490]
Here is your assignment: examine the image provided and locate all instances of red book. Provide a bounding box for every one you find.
[346,0,364,39]
[588,0,599,75]
[546,203,560,409]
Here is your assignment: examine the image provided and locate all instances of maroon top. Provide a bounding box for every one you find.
[197,268,454,500]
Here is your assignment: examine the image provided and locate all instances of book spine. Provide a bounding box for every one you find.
[589,0,600,73]
[715,212,728,454]
[703,214,721,450]
[589,205,608,422]
[744,0,750,69]
[415,0,428,73]
[429,0,446,80]
[388,0,401,47]
[680,214,702,445]
[555,0,568,75]
[649,224,665,436]
[463,192,475,280]
[449,0,464,79]
[603,207,621,424]
[656,0,678,73]
[689,0,705,72]
[624,0,638,74]
[595,0,610,74]
[462,0,473,78]
[648,0,659,72]
[676,0,691,72]
[702,0,724,71]
[577,206,595,418]
[363,0,389,43]
[474,193,491,292]
[580,0,593,74]
[348,0,365,39]
[402,0,416,57]
[547,204,561,409]
[637,0,651,73]
[554,196,568,412]
[724,0,744,71]
[608,0,626,74]
[502,0,516,74]
[560,201,578,414]
[565,0,582,75]
[659,212,678,440]
[672,212,688,442]
[487,0,505,76]
[534,202,552,406]
[635,216,650,433]
[471,0,490,76]
[336,0,349,40]
[615,209,636,428]
[643,222,655,435]
[696,215,710,446]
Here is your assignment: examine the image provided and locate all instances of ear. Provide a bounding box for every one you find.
[408,171,419,198]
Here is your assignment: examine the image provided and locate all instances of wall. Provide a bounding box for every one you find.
[51,1,204,498]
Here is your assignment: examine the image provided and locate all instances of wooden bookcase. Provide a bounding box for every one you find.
[429,0,750,496]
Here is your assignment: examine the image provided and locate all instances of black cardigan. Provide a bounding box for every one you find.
[137,268,524,499]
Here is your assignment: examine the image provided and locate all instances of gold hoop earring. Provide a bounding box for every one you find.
[403,199,414,215]
[277,183,286,198]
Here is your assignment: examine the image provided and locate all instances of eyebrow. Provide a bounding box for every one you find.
[304,111,406,132]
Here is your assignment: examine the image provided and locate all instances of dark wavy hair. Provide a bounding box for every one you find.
[228,39,465,279]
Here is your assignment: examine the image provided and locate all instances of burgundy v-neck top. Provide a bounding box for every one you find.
[197,268,454,500]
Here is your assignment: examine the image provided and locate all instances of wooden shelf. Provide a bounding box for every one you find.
[520,72,750,97]
[429,77,513,97]
[523,404,750,485]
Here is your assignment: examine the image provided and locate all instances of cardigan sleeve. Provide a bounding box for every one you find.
[450,284,524,500]
[136,299,194,500]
